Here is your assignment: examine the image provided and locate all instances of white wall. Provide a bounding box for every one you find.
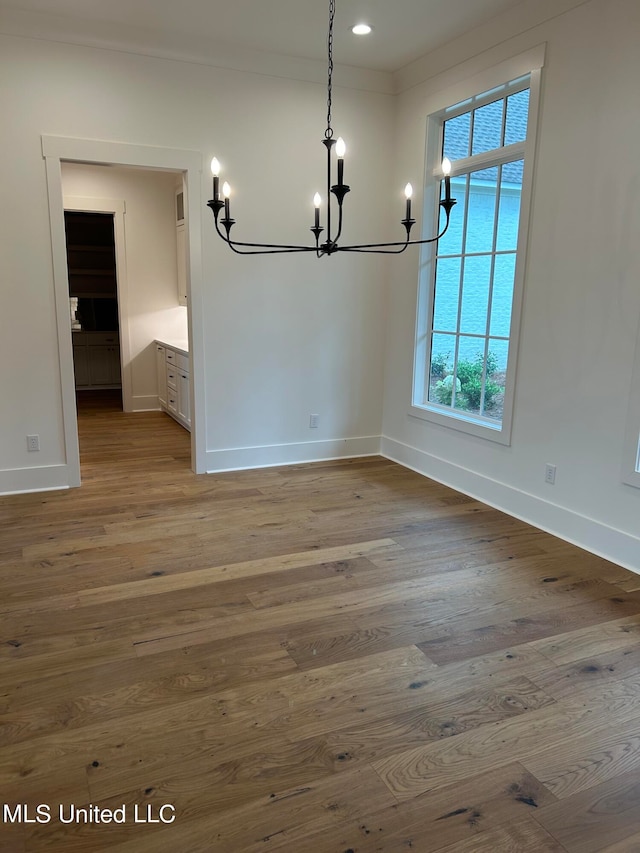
[0,32,392,491]
[61,163,187,410]
[382,0,640,571]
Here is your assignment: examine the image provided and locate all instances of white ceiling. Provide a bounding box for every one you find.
[1,0,529,73]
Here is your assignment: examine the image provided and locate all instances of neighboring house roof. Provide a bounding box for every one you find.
[444,88,529,186]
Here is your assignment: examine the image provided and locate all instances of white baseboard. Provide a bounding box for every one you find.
[205,435,381,473]
[3,435,637,576]
[0,464,71,496]
[131,395,161,412]
[381,436,640,575]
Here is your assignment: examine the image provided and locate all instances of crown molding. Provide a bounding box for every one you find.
[0,6,395,94]
[393,0,591,93]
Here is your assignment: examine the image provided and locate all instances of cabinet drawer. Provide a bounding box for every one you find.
[167,391,178,414]
[166,364,178,391]
[175,352,189,372]
[165,349,176,365]
[84,332,119,346]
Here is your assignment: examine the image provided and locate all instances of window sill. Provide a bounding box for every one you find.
[409,402,512,445]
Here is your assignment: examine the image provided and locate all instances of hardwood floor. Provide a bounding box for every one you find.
[2,391,640,852]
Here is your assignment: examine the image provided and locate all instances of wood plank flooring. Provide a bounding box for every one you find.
[1,389,640,851]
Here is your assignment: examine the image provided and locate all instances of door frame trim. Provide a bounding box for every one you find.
[42,135,206,480]
[64,197,132,410]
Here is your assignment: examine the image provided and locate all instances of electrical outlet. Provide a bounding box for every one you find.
[309,414,319,429]
[544,463,556,485]
[27,434,40,452]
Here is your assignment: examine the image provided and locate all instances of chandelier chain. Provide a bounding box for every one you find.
[325,0,335,138]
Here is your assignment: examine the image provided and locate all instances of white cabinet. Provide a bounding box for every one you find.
[166,361,179,417]
[177,368,191,425]
[73,332,121,389]
[72,344,90,387]
[87,346,120,385]
[155,344,167,407]
[155,340,190,431]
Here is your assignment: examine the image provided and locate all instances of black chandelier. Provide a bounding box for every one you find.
[207,0,456,257]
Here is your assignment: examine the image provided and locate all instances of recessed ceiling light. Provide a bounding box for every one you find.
[351,23,372,35]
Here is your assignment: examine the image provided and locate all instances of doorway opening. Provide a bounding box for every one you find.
[61,166,192,473]
[65,211,123,412]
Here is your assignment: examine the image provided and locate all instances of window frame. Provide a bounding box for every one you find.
[411,57,544,445]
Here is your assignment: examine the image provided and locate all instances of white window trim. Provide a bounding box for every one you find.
[410,49,545,446]
[622,320,640,488]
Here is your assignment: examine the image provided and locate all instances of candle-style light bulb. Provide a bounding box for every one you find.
[222,181,231,218]
[404,183,413,220]
[442,157,452,203]
[313,192,321,228]
[211,157,221,200]
[336,137,346,186]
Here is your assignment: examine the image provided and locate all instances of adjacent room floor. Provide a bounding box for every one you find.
[1,397,640,852]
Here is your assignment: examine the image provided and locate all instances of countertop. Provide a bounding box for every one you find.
[155,338,189,355]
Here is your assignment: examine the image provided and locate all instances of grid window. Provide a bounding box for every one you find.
[413,76,535,441]
[428,158,524,424]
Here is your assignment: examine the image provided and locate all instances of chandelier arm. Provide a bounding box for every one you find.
[338,234,440,251]
[332,200,345,244]
[337,205,454,252]
[338,244,412,255]
[227,245,319,255]
[323,139,334,241]
[218,234,318,254]
[211,212,316,253]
